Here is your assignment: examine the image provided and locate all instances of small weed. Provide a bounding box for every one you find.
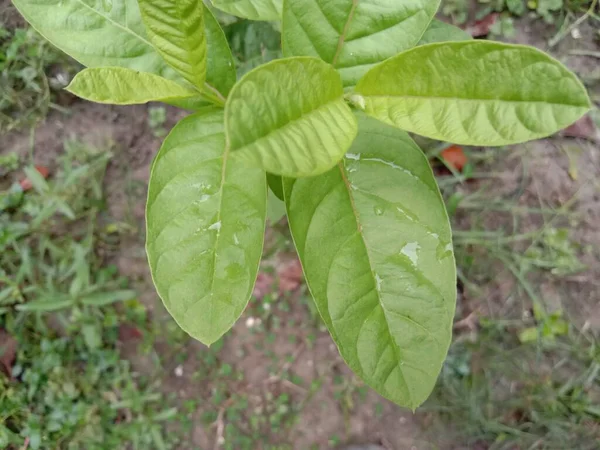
[0,140,180,449]
[424,322,600,449]
[0,26,74,132]
[427,145,600,449]
[147,106,167,138]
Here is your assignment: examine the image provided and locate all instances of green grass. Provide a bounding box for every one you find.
[0,26,75,132]
[421,146,600,449]
[425,324,600,449]
[441,0,596,35]
[0,141,181,450]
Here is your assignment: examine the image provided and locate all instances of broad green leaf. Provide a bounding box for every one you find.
[354,41,592,146]
[12,0,234,100]
[225,57,357,177]
[146,109,267,345]
[417,19,471,45]
[282,0,440,87]
[11,0,166,73]
[66,68,198,105]
[284,113,456,409]
[211,0,281,20]
[138,0,207,89]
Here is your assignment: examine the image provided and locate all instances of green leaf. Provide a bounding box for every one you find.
[66,68,198,105]
[16,297,75,312]
[146,109,267,345]
[267,191,286,225]
[204,6,237,97]
[138,0,207,89]
[211,0,282,20]
[12,0,166,74]
[282,0,439,87]
[81,290,137,306]
[12,0,234,100]
[354,41,591,146]
[284,113,456,408]
[266,173,284,201]
[417,19,471,45]
[225,57,357,177]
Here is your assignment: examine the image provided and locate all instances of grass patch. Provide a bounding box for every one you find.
[0,142,180,449]
[0,25,75,133]
[423,145,600,449]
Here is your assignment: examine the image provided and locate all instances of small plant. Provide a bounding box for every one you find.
[147,105,168,137]
[11,0,591,409]
[0,142,179,449]
[0,25,69,131]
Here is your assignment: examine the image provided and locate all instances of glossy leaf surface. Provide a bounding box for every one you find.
[146,109,267,345]
[138,0,207,89]
[66,68,197,105]
[284,113,456,408]
[12,0,234,100]
[226,57,357,177]
[211,0,282,20]
[282,0,439,87]
[417,19,471,45]
[355,41,591,145]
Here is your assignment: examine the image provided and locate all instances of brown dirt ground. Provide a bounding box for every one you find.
[2,10,599,450]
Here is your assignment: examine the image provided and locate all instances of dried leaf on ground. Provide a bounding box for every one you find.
[0,329,18,377]
[19,165,50,191]
[253,272,275,300]
[441,145,468,171]
[560,115,600,143]
[277,259,303,293]
[466,13,499,37]
[118,324,143,342]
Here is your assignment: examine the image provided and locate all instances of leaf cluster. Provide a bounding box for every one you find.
[11,0,591,408]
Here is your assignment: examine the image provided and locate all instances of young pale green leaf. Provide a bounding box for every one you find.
[284,113,456,409]
[146,109,267,345]
[211,0,282,20]
[225,57,357,177]
[282,0,440,87]
[417,19,471,45]
[138,0,207,90]
[12,0,234,101]
[354,41,592,146]
[66,68,198,105]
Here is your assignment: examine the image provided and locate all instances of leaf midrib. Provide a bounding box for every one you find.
[361,94,589,108]
[232,98,345,162]
[74,0,154,47]
[336,162,414,407]
[332,0,359,67]
[205,140,231,343]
